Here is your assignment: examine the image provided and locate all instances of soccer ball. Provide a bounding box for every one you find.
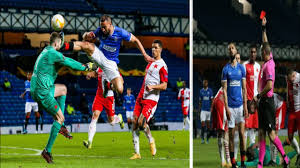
[51,14,65,31]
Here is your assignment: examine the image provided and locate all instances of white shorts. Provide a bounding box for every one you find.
[201,110,211,122]
[91,46,121,81]
[228,105,245,128]
[25,102,38,113]
[126,111,134,120]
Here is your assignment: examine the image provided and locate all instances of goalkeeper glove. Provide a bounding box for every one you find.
[85,62,97,71]
[59,31,65,47]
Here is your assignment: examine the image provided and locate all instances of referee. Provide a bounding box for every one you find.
[254,16,289,168]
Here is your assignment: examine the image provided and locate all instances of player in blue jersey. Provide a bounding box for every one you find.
[19,72,41,134]
[80,15,154,97]
[222,43,248,168]
[199,79,214,144]
[123,88,135,130]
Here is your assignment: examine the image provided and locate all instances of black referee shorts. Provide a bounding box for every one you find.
[258,96,276,132]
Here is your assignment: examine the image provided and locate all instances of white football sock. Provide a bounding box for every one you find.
[143,124,154,143]
[218,135,225,163]
[291,137,300,154]
[132,130,140,154]
[249,129,256,145]
[244,129,248,146]
[224,139,230,163]
[186,117,190,125]
[270,141,277,163]
[88,119,97,143]
[234,131,239,160]
[110,115,120,125]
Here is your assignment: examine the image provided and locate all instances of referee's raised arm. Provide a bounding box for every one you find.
[262,17,268,43]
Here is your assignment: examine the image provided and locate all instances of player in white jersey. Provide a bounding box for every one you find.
[178,81,190,130]
[286,69,300,167]
[82,67,124,149]
[130,40,168,160]
[242,45,260,146]
[211,87,231,167]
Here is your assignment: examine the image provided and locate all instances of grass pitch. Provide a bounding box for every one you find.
[1,131,189,168]
[194,137,298,168]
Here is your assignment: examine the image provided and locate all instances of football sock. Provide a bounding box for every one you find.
[241,150,246,166]
[128,122,132,130]
[234,132,239,160]
[291,137,300,154]
[230,152,236,166]
[143,124,154,143]
[218,135,225,163]
[273,136,287,162]
[57,95,66,127]
[244,129,248,146]
[132,130,140,154]
[24,115,30,130]
[184,117,190,128]
[111,115,121,125]
[46,121,62,153]
[249,129,256,145]
[57,95,66,114]
[270,142,277,163]
[35,117,39,131]
[224,139,230,163]
[201,126,206,140]
[88,119,97,143]
[258,140,266,165]
[40,117,43,131]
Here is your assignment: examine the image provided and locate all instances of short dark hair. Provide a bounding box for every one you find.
[50,32,61,44]
[100,15,112,23]
[127,88,131,91]
[153,39,162,48]
[261,42,271,55]
[249,44,257,50]
[287,68,295,75]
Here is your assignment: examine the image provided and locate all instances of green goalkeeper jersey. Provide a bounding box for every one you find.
[31,46,86,91]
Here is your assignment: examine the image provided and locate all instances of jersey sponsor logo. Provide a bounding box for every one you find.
[229,80,240,87]
[113,37,118,42]
[103,44,117,52]
[203,96,209,100]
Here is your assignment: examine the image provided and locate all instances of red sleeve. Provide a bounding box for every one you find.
[159,66,168,83]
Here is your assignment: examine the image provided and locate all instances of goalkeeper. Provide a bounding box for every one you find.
[237,140,298,167]
[30,32,96,164]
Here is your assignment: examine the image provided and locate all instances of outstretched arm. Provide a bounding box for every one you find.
[59,56,87,71]
[262,17,268,43]
[130,34,155,63]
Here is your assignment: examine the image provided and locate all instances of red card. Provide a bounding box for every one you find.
[260,10,266,20]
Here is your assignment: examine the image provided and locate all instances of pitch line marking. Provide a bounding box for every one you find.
[0,146,188,161]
